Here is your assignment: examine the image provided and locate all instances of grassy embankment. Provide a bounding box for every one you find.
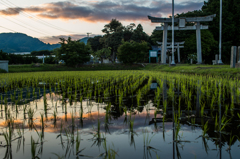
[5,63,240,78]
[8,63,141,72]
[142,64,240,78]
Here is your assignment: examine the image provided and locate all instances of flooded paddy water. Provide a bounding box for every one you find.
[0,71,239,159]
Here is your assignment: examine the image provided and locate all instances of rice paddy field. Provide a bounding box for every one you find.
[0,70,239,159]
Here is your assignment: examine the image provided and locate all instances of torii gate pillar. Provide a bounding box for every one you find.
[177,43,181,63]
[148,14,216,64]
[196,22,202,64]
[162,23,168,64]
[157,41,184,64]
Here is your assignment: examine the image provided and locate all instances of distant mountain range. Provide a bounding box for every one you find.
[79,37,90,45]
[0,33,90,53]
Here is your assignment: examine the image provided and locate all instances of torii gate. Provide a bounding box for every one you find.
[157,41,184,63]
[148,14,216,64]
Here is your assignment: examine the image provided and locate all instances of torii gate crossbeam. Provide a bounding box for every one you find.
[157,41,184,63]
[148,14,216,64]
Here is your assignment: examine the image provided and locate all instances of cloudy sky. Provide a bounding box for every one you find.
[0,0,205,43]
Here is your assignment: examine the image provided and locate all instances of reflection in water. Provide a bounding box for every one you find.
[172,80,176,159]
[219,82,222,159]
[4,146,12,159]
[163,79,167,102]
[0,77,240,159]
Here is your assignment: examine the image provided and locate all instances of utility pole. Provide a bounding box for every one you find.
[87,33,92,38]
[171,0,176,66]
[218,0,223,64]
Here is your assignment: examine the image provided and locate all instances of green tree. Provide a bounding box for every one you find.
[44,56,55,64]
[87,36,103,52]
[101,20,151,62]
[102,19,123,34]
[131,24,150,43]
[150,29,163,46]
[102,32,123,61]
[184,30,218,64]
[31,50,53,56]
[92,47,111,64]
[101,19,124,61]
[122,23,136,41]
[201,0,240,63]
[55,37,91,67]
[0,50,39,64]
[0,50,9,61]
[117,41,150,64]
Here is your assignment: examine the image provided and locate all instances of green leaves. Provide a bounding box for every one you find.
[117,40,149,64]
[92,47,111,63]
[184,30,217,64]
[102,19,123,34]
[54,37,91,67]
[91,20,150,62]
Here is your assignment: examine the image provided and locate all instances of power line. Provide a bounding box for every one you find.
[0,14,50,36]
[3,0,83,34]
[0,25,16,32]
[0,1,53,36]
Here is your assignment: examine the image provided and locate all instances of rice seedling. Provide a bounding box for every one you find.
[31,136,40,159]
[174,113,181,141]
[2,126,13,146]
[71,112,75,131]
[6,115,14,129]
[142,128,158,159]
[163,100,167,115]
[118,90,123,106]
[215,114,218,131]
[220,115,232,131]
[91,119,105,147]
[127,114,138,148]
[136,89,141,106]
[43,93,48,115]
[226,133,235,152]
[16,125,22,137]
[188,90,192,101]
[0,70,239,158]
[33,126,43,146]
[53,110,57,126]
[97,140,118,159]
[200,102,205,117]
[199,121,209,139]
[123,106,128,116]
[39,113,45,138]
[64,127,75,143]
[28,108,35,120]
[237,113,240,120]
[224,104,229,115]
[191,117,196,127]
[154,109,157,121]
[65,102,67,115]
[142,129,156,148]
[1,94,3,110]
[210,96,215,110]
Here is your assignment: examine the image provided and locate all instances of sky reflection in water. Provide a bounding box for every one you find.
[0,93,239,159]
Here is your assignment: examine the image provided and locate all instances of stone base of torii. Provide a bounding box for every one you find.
[148,15,216,64]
